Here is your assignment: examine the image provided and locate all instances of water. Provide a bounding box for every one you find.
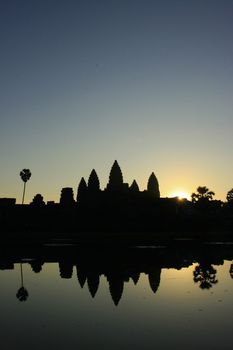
[1,243,233,349]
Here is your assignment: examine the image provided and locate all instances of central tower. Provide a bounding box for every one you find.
[106,160,124,191]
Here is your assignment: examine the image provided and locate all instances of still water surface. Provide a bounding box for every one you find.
[1,244,233,349]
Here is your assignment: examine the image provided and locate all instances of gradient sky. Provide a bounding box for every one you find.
[1,0,233,203]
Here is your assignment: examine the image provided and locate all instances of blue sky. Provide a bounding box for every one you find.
[1,0,233,203]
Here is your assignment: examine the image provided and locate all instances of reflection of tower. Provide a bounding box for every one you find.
[148,268,161,294]
[87,273,100,298]
[59,260,73,279]
[30,260,43,273]
[107,274,124,306]
[76,265,87,288]
[16,263,29,302]
[131,271,140,285]
[147,172,160,198]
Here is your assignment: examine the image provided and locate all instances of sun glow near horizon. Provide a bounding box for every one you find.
[168,190,191,200]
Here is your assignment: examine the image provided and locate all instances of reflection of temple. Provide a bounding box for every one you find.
[1,243,232,305]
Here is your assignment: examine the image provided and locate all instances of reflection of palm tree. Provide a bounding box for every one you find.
[20,169,31,204]
[16,263,29,302]
[229,264,233,278]
[16,286,29,301]
[193,263,218,289]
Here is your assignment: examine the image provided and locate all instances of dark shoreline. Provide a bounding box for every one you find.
[1,200,233,245]
[2,230,233,248]
[1,238,233,270]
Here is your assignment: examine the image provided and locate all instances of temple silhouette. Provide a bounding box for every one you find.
[0,160,233,236]
[62,160,160,208]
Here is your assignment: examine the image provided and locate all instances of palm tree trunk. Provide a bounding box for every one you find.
[22,182,26,204]
[20,262,24,287]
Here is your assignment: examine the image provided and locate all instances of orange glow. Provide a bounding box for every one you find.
[169,191,190,200]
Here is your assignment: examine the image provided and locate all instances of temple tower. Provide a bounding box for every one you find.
[107,160,124,191]
[88,169,100,193]
[77,177,87,203]
[147,172,160,198]
[130,180,139,192]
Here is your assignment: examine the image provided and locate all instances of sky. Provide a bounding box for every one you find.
[1,0,233,203]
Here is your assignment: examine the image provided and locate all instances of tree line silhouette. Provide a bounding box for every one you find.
[0,161,233,236]
[17,164,233,206]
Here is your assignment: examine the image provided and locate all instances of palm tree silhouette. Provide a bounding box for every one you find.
[16,263,29,302]
[229,263,233,278]
[20,169,31,204]
[193,263,218,289]
[226,189,233,203]
[191,186,215,203]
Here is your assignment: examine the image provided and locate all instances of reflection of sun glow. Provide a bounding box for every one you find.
[169,191,190,200]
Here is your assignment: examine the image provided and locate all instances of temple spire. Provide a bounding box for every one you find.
[147,172,160,198]
[107,160,124,190]
[130,179,139,192]
[88,169,100,192]
[77,177,87,203]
